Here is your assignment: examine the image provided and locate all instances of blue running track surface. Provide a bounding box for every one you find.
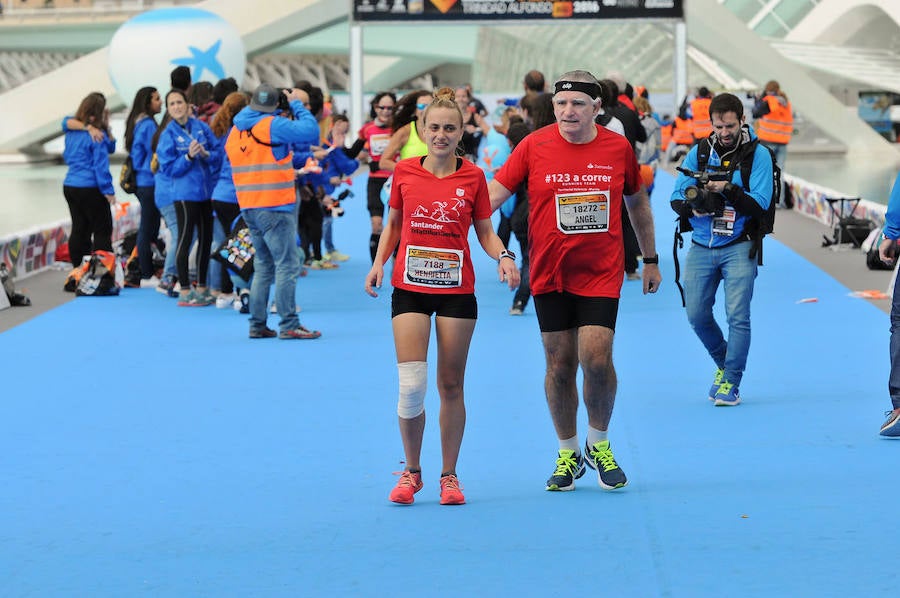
[2,171,895,596]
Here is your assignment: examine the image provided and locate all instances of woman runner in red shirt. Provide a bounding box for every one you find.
[365,88,519,506]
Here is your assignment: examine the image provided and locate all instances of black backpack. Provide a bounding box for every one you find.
[686,137,780,260]
[673,138,781,304]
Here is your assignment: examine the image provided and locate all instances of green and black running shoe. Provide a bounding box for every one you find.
[584,439,628,490]
[545,449,586,491]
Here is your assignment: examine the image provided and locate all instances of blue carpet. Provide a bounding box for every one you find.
[1,171,894,596]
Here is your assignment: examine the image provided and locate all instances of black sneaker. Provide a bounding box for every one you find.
[545,449,585,491]
[584,439,628,490]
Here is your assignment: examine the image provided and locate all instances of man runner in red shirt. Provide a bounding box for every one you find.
[490,70,662,492]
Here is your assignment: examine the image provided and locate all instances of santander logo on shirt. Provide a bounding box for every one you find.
[411,198,465,230]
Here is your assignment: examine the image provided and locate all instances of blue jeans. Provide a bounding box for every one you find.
[323,214,335,254]
[242,207,301,333]
[684,240,757,387]
[209,217,225,292]
[890,276,900,408]
[158,203,178,281]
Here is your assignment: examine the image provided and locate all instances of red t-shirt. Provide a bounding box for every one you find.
[358,120,393,179]
[389,157,492,294]
[494,123,641,298]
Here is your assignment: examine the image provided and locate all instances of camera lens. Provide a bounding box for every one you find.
[684,186,700,201]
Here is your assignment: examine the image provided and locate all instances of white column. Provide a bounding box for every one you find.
[674,20,687,113]
[349,21,364,144]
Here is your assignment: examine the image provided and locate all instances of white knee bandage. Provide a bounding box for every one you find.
[397,361,427,419]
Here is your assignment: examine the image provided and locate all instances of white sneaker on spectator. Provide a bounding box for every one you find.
[215,293,235,309]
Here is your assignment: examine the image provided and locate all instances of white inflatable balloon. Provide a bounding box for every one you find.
[108,7,246,107]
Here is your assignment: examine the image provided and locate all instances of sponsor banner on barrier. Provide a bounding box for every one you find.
[0,202,140,281]
[785,173,886,228]
[352,0,683,22]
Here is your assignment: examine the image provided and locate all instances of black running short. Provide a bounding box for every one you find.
[391,287,478,319]
[533,291,619,332]
[367,176,389,218]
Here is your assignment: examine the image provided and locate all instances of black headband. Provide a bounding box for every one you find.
[554,80,601,100]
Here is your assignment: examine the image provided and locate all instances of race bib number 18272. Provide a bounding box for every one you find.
[556,191,610,234]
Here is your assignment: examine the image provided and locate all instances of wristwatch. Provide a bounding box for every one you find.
[643,254,659,265]
[498,249,517,262]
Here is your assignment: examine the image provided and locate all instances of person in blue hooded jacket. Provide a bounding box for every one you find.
[670,92,773,408]
[316,114,360,263]
[123,86,162,281]
[62,92,117,268]
[156,88,220,307]
[209,91,250,305]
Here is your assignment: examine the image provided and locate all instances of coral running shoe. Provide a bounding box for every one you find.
[439,474,465,505]
[389,470,423,505]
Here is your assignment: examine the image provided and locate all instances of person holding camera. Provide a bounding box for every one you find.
[670,93,774,407]
[490,70,661,493]
[225,83,321,340]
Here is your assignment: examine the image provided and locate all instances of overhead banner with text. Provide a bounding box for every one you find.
[352,0,683,22]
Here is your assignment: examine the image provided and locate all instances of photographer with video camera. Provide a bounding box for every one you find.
[671,93,774,407]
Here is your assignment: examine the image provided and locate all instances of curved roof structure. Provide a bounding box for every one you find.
[0,0,899,155]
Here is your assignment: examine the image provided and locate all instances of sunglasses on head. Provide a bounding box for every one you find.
[416,102,428,110]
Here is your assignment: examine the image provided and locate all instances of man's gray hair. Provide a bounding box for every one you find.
[556,70,600,86]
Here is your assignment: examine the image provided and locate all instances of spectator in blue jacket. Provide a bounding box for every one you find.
[210,91,250,306]
[151,112,179,295]
[879,171,900,436]
[156,88,220,307]
[123,86,162,281]
[318,114,359,262]
[62,92,117,267]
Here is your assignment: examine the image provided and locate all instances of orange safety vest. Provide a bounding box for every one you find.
[660,123,672,150]
[756,95,793,145]
[671,117,694,146]
[225,117,296,210]
[691,97,712,139]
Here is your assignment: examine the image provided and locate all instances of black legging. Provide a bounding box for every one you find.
[135,186,160,278]
[299,196,325,262]
[213,200,241,293]
[175,200,213,289]
[622,201,641,274]
[63,185,113,267]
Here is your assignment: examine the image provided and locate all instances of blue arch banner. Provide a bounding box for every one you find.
[352,0,683,22]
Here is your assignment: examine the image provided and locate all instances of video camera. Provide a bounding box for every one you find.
[676,166,731,216]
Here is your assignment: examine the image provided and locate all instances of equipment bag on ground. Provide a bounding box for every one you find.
[75,250,122,296]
